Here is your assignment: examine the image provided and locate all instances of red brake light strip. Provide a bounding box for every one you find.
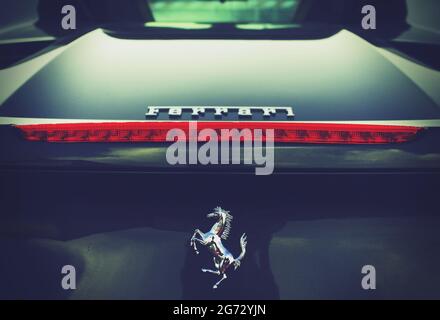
[15,121,422,144]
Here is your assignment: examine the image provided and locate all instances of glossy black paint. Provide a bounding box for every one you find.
[1,29,439,121]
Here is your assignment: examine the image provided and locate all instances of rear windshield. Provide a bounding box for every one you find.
[149,0,298,23]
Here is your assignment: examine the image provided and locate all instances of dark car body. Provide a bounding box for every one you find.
[0,0,439,299]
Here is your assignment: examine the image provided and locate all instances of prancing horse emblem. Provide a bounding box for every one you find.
[190,207,247,289]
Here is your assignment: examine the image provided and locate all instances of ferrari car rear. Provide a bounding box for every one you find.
[0,0,439,300]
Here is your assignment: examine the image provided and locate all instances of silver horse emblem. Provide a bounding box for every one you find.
[190,207,247,289]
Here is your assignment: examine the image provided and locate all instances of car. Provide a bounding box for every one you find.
[0,0,439,300]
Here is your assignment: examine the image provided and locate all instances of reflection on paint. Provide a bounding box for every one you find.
[144,22,212,30]
[236,23,298,30]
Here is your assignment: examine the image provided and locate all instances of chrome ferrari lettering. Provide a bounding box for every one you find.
[214,107,228,116]
[192,107,206,116]
[238,107,252,117]
[145,106,295,119]
[262,107,277,117]
[145,107,160,116]
[283,106,295,117]
[168,107,182,116]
